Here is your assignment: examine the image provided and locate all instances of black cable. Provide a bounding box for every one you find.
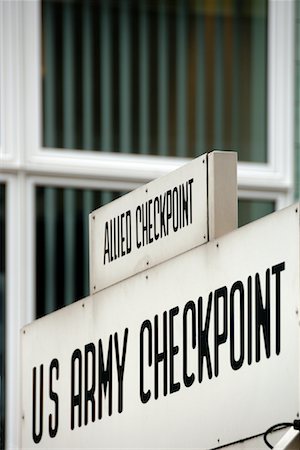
[263,421,300,449]
[294,419,300,430]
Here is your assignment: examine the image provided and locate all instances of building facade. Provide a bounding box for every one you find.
[0,0,297,448]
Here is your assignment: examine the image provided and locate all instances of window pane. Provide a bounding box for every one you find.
[238,198,275,227]
[42,0,267,162]
[36,187,275,318]
[0,184,5,449]
[36,186,125,318]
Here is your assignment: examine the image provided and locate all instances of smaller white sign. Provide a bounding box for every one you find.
[90,154,208,292]
[90,152,237,293]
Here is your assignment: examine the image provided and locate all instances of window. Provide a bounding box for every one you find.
[36,186,125,317]
[41,0,268,162]
[238,198,275,227]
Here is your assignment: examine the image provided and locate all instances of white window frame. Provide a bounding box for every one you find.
[0,173,32,450]
[238,0,295,200]
[238,189,288,213]
[0,1,22,165]
[19,0,295,193]
[0,0,296,448]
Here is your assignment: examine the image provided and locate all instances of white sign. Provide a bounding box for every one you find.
[89,151,237,293]
[22,204,300,449]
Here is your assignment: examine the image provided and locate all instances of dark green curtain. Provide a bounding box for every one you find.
[36,187,124,317]
[42,0,267,162]
[238,199,275,227]
[0,184,5,450]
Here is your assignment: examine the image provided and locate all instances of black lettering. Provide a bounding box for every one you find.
[126,210,132,254]
[255,270,270,361]
[230,281,245,370]
[114,328,129,413]
[113,217,117,260]
[71,349,82,430]
[117,215,120,257]
[198,295,213,382]
[153,197,160,240]
[109,219,113,261]
[142,203,147,246]
[49,359,59,438]
[172,187,179,232]
[182,183,189,227]
[154,312,168,399]
[183,301,196,387]
[103,222,110,265]
[166,190,172,235]
[214,287,228,377]
[272,262,285,355]
[136,206,141,248]
[84,343,96,425]
[247,276,253,365]
[169,307,180,394]
[148,199,154,244]
[32,365,43,443]
[120,213,125,256]
[160,194,167,237]
[140,320,152,404]
[178,184,182,229]
[98,336,113,419]
[188,178,194,224]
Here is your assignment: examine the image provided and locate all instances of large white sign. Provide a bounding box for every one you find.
[22,204,300,449]
[89,151,237,293]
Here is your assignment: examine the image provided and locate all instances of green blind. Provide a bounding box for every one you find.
[36,188,274,318]
[42,0,267,162]
[238,198,275,227]
[0,184,5,449]
[35,187,125,318]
